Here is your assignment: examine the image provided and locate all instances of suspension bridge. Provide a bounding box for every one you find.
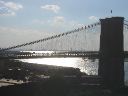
[0,17,128,59]
[0,21,101,58]
[0,17,128,89]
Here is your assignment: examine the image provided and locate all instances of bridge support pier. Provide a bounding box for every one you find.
[98,17,124,89]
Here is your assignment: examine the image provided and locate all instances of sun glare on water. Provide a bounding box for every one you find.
[17,57,98,75]
[18,57,82,68]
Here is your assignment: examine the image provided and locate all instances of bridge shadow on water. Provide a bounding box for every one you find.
[0,59,128,96]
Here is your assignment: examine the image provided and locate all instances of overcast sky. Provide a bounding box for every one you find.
[0,0,128,49]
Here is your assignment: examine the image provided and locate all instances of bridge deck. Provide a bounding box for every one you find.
[0,51,99,59]
[1,51,128,59]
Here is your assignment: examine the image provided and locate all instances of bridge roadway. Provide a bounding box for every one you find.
[1,51,128,59]
[0,51,99,59]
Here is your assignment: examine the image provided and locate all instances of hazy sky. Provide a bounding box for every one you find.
[0,0,128,48]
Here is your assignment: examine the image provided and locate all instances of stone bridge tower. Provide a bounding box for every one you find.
[99,17,124,89]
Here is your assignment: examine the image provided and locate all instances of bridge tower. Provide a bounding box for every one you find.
[98,17,124,89]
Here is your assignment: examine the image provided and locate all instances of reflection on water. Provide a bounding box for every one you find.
[19,58,79,67]
[18,57,99,75]
[18,57,128,86]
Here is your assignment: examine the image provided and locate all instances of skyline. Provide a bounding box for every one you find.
[0,0,128,48]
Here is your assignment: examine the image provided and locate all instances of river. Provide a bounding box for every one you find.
[18,57,128,86]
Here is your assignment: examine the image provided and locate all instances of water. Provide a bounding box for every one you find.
[18,57,128,86]
[124,59,128,85]
[18,57,99,75]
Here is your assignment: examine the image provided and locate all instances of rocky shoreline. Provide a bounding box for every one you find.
[0,59,128,96]
[0,59,85,83]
